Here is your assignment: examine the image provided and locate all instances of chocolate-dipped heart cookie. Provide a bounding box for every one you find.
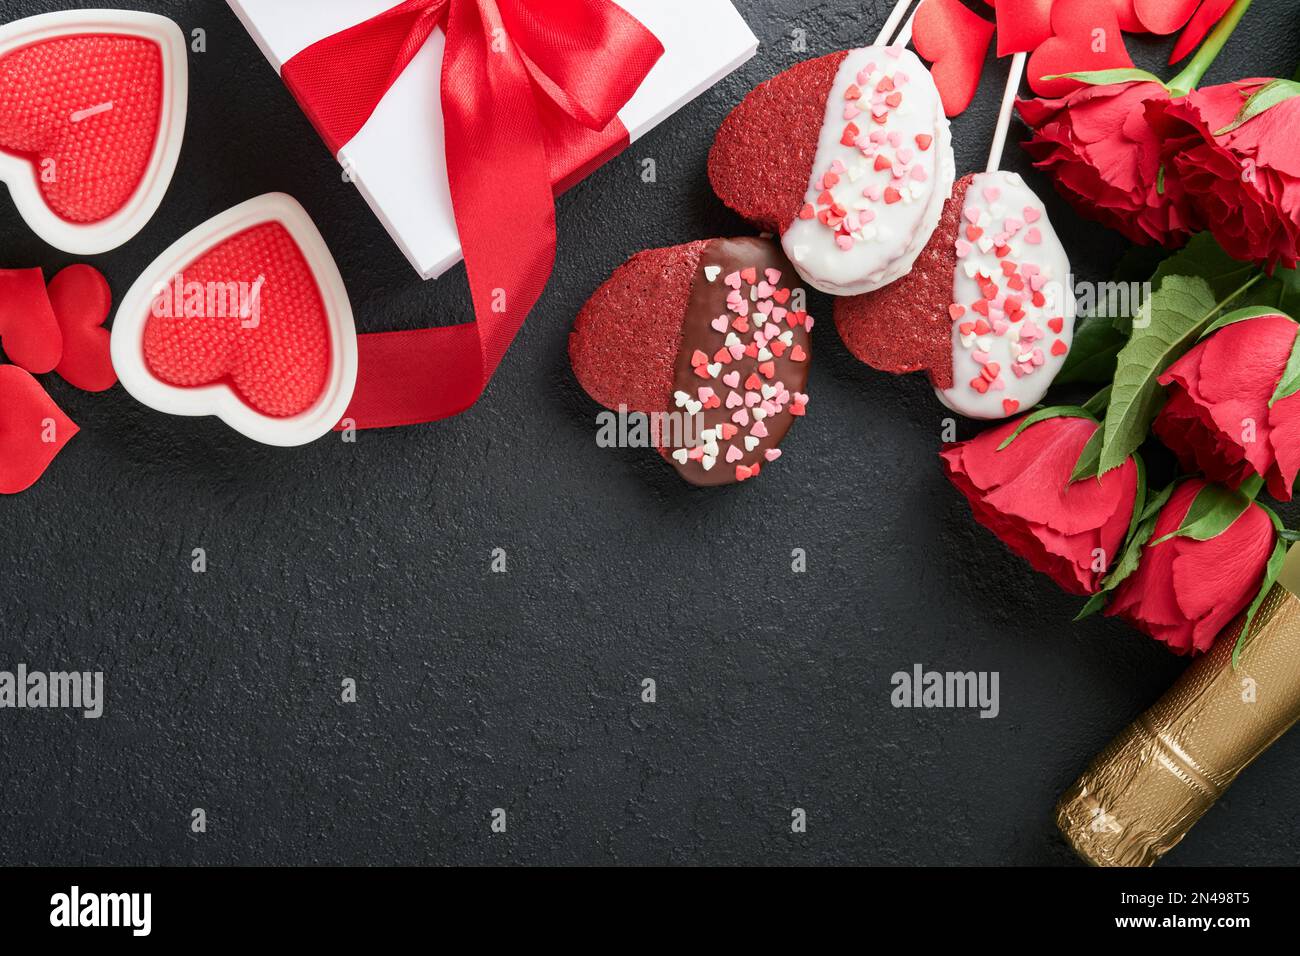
[571,237,812,486]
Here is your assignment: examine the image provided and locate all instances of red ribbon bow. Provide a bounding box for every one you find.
[281,0,663,428]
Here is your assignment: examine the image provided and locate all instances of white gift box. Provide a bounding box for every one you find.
[227,0,758,279]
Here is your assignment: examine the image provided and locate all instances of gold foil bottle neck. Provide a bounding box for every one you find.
[1057,576,1300,867]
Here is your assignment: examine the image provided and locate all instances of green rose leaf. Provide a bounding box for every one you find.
[1215,79,1300,136]
[1056,317,1127,385]
[1149,483,1252,546]
[1042,69,1168,89]
[996,405,1096,451]
[1197,305,1287,341]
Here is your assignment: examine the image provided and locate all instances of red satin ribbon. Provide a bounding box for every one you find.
[281,0,663,428]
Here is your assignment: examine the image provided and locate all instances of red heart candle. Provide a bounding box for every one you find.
[0,10,187,253]
[111,194,358,446]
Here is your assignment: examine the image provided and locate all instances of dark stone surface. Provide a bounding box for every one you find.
[2,0,1299,866]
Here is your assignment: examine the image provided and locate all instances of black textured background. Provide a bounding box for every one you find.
[2,0,1299,866]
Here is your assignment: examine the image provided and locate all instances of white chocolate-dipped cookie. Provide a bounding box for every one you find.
[937,171,1075,420]
[780,46,954,296]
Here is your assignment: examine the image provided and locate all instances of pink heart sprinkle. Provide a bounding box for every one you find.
[757,299,773,314]
[911,166,927,182]
[870,130,887,144]
[836,235,854,251]
[711,316,729,333]
[1024,206,1041,223]
[1025,228,1042,245]
[732,409,749,426]
[764,448,782,462]
[955,239,972,257]
[887,131,902,147]
[724,271,741,289]
[844,104,860,120]
[726,445,743,463]
[726,391,743,408]
[698,386,715,401]
[982,186,1001,204]
[1004,217,1023,233]
[896,147,913,164]
[765,268,782,284]
[965,207,982,225]
[829,159,846,174]
[751,420,769,438]
[972,349,990,365]
[729,345,745,360]
[992,318,1010,336]
[1030,274,1047,292]
[723,371,740,388]
[745,391,761,407]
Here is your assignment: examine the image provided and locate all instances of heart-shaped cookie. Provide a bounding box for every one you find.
[110,194,357,446]
[834,174,976,389]
[0,10,187,254]
[914,0,996,116]
[711,46,955,297]
[0,267,62,373]
[49,264,116,392]
[836,172,1077,421]
[0,365,78,494]
[1027,0,1135,98]
[571,237,811,486]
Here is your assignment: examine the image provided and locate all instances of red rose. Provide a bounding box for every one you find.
[1155,312,1300,501]
[1150,80,1300,270]
[941,414,1139,595]
[1017,81,1198,247]
[1105,479,1274,655]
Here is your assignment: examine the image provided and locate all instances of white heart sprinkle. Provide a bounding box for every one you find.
[703,266,721,282]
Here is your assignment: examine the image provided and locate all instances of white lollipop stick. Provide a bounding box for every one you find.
[987,51,1027,174]
[874,0,919,46]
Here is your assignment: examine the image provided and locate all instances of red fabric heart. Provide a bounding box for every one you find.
[49,264,116,392]
[1169,0,1234,62]
[0,267,62,373]
[141,222,332,419]
[996,0,1055,56]
[0,364,78,494]
[0,33,164,224]
[1027,0,1135,97]
[1112,0,1149,32]
[1134,0,1200,34]
[914,0,996,117]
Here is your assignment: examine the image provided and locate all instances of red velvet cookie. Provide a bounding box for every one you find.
[833,173,975,390]
[571,237,812,486]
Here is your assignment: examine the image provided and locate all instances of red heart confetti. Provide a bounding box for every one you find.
[1134,0,1200,34]
[1027,0,1135,98]
[0,364,78,494]
[996,0,1055,56]
[914,0,996,117]
[48,264,117,392]
[1169,0,1234,63]
[0,267,62,373]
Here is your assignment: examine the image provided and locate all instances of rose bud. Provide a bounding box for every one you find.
[1017,81,1197,247]
[1155,311,1300,501]
[941,413,1139,595]
[1105,479,1275,655]
[1150,79,1300,271]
